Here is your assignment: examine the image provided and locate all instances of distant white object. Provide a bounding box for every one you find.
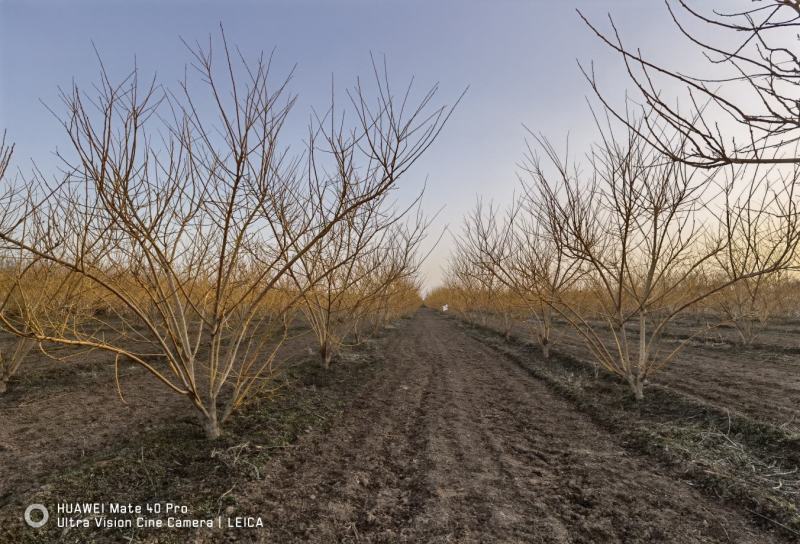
[442,304,449,312]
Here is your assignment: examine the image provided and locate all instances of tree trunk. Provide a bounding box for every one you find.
[541,341,550,360]
[738,319,756,346]
[633,312,647,400]
[0,338,35,395]
[202,406,221,439]
[381,307,390,329]
[627,372,644,401]
[320,340,333,369]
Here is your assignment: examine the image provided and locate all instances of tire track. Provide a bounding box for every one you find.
[229,310,786,543]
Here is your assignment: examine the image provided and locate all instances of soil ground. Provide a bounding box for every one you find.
[490,315,800,434]
[0,310,793,542]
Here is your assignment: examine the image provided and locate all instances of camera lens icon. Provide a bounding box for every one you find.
[24,504,49,528]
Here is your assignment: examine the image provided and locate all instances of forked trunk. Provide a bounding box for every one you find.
[541,341,550,360]
[627,373,645,401]
[736,320,756,346]
[202,405,221,439]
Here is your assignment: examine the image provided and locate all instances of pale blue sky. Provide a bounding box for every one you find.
[0,0,731,288]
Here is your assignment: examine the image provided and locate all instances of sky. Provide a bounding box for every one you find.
[0,0,745,290]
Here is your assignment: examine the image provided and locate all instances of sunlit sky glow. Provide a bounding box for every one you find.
[0,0,754,290]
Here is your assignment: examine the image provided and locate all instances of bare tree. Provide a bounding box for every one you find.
[0,135,36,393]
[579,1,800,167]
[529,119,799,399]
[291,212,379,367]
[441,247,497,328]
[457,189,581,357]
[710,161,800,343]
[0,35,458,437]
[285,81,437,368]
[289,198,427,368]
[423,285,453,311]
[0,259,92,394]
[361,212,429,334]
[0,134,98,393]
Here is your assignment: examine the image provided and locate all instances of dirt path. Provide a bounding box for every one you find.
[230,310,782,543]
